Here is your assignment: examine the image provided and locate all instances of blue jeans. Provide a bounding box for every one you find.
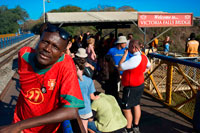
[193,90,200,132]
[88,121,101,133]
[62,120,73,133]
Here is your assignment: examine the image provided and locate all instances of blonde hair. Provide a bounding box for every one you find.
[87,38,95,45]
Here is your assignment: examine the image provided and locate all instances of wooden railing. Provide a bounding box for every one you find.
[145,53,200,119]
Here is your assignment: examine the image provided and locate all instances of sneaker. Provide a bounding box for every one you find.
[132,127,141,133]
[124,128,133,133]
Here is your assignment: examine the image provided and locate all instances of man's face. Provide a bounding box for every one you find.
[36,32,67,68]
[120,43,127,49]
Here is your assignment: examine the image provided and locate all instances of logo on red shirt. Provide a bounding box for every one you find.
[48,79,56,90]
[26,88,44,104]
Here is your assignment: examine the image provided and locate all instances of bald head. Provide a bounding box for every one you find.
[129,40,140,49]
[128,39,141,53]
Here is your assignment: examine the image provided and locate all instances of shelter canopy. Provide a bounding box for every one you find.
[46,11,138,27]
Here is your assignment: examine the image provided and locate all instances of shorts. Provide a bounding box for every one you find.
[122,83,144,109]
[79,112,93,120]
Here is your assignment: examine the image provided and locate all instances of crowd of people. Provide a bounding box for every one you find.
[63,27,151,133]
[0,22,199,133]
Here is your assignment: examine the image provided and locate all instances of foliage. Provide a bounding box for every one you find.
[21,19,42,33]
[90,5,116,11]
[0,5,29,34]
[90,5,136,12]
[63,26,97,37]
[31,22,43,34]
[118,6,136,11]
[196,33,200,42]
[50,5,82,12]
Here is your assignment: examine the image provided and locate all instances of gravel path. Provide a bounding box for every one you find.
[0,36,39,94]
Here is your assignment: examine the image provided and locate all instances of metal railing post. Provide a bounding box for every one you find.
[166,62,173,105]
[0,38,2,48]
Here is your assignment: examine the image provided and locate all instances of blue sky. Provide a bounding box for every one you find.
[0,0,199,20]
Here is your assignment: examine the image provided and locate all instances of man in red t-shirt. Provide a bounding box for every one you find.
[0,23,85,133]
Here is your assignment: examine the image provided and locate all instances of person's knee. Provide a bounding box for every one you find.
[133,105,140,110]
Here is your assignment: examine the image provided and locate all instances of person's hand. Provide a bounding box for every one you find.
[85,62,95,70]
[0,124,22,133]
[67,41,72,49]
[70,53,75,58]
[85,62,90,67]
[85,62,92,68]
[124,49,129,55]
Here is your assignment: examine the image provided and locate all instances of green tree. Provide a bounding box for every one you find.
[90,5,116,11]
[118,6,136,11]
[0,5,29,34]
[51,5,82,12]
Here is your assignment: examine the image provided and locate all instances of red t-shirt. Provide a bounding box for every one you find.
[13,47,84,133]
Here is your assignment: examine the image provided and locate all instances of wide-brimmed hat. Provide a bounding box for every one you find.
[75,48,88,58]
[116,36,127,44]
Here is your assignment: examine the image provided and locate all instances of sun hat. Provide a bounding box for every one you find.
[75,48,88,58]
[116,36,127,44]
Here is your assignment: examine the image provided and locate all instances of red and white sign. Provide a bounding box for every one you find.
[138,13,193,27]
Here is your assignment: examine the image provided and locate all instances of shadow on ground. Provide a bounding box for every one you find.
[140,110,194,133]
[0,96,17,126]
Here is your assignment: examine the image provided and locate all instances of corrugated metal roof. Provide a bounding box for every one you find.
[46,11,138,24]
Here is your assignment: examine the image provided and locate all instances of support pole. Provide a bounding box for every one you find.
[143,28,146,50]
[115,27,118,39]
[43,0,45,23]
[166,63,173,105]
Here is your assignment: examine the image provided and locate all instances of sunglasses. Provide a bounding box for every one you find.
[44,23,69,40]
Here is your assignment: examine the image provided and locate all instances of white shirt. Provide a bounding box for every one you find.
[121,51,151,71]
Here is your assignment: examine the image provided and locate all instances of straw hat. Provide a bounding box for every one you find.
[75,48,88,58]
[116,36,127,44]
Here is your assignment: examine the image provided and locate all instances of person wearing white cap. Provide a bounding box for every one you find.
[75,48,95,79]
[107,36,127,75]
[75,48,88,58]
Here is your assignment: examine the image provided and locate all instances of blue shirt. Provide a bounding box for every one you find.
[127,52,133,60]
[164,43,170,52]
[107,46,126,75]
[78,75,96,115]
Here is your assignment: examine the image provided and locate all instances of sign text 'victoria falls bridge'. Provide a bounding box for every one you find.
[138,13,193,27]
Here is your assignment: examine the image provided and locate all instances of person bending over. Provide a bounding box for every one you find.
[88,92,127,133]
